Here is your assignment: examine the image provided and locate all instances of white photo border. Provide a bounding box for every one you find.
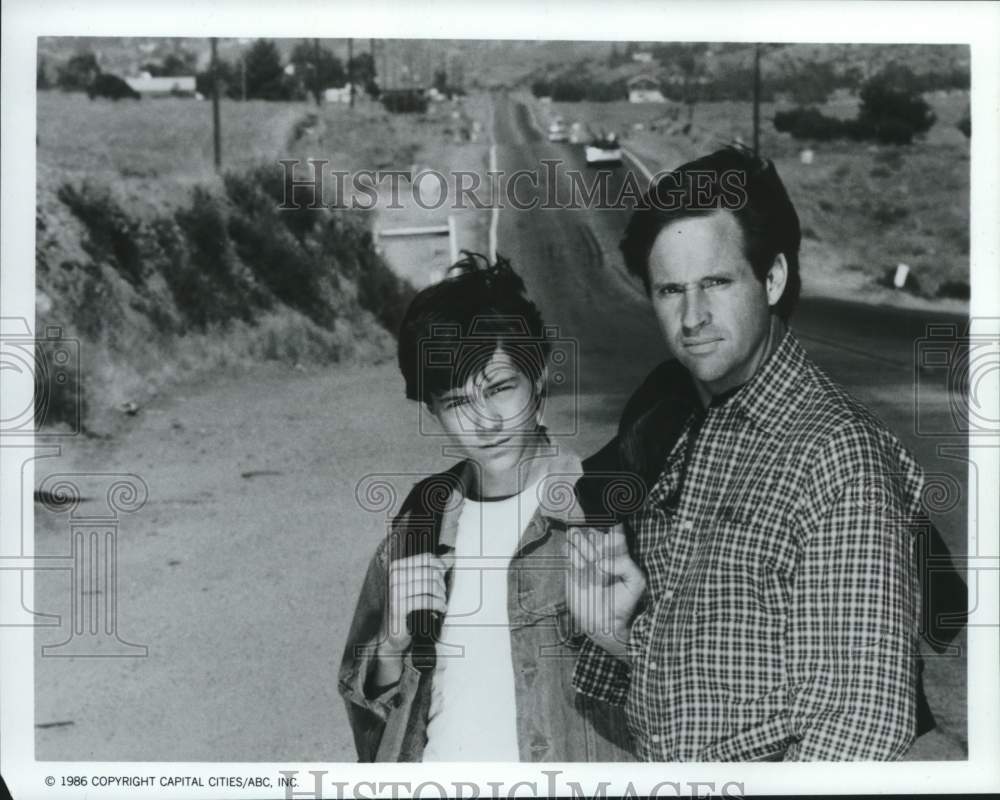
[2,0,998,797]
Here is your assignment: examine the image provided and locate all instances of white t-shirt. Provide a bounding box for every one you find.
[421,482,542,761]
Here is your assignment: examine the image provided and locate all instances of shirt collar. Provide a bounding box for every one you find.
[719,328,810,435]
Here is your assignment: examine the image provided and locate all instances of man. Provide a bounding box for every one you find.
[339,253,634,762]
[568,146,934,761]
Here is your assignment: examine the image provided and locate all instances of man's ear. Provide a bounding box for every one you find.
[766,253,788,308]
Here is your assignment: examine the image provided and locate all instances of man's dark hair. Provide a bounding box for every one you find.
[620,145,802,320]
[397,252,551,404]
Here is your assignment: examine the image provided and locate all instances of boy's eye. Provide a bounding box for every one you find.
[656,285,684,297]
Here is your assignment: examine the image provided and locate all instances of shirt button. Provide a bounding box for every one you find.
[651,734,663,744]
[649,661,658,671]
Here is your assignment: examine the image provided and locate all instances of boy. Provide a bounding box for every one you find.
[338,253,634,762]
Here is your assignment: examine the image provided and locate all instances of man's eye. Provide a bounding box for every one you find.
[656,285,683,297]
[703,277,730,289]
[444,398,468,409]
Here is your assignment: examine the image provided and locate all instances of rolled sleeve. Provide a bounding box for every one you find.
[338,539,406,759]
[572,637,632,706]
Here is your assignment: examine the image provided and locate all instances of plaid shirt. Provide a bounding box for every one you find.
[573,331,924,761]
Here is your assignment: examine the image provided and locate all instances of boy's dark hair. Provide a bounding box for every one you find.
[397,252,551,404]
[620,145,802,320]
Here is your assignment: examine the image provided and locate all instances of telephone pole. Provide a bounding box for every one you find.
[752,44,761,156]
[210,37,221,171]
[313,38,321,106]
[347,37,355,108]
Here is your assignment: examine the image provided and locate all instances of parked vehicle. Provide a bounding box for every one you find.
[584,132,622,165]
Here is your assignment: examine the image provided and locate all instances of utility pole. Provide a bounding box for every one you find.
[313,38,321,106]
[752,43,761,157]
[210,37,221,171]
[347,37,355,108]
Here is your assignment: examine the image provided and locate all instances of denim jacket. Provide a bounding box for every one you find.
[338,449,636,762]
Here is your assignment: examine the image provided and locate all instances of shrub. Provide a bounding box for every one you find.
[380,89,428,113]
[856,66,936,145]
[957,108,971,138]
[936,280,970,300]
[773,107,846,141]
[57,181,145,285]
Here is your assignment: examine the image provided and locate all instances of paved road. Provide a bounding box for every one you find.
[491,91,969,753]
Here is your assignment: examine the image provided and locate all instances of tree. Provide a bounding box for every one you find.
[856,64,936,144]
[56,51,100,92]
[37,56,52,90]
[433,68,448,94]
[243,39,295,100]
[142,49,197,77]
[290,41,346,102]
[348,51,377,94]
[195,58,242,100]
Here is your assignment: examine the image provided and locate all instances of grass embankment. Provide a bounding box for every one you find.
[36,93,418,434]
[536,92,970,308]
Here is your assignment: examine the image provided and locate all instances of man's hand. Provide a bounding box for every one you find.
[566,524,646,659]
[372,554,447,688]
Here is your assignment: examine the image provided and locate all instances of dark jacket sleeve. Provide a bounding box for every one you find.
[577,359,697,527]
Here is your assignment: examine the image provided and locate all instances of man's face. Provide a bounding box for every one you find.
[647,210,784,397]
[428,346,544,486]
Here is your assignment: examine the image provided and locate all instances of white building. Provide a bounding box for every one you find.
[324,83,355,103]
[125,73,197,97]
[627,75,666,103]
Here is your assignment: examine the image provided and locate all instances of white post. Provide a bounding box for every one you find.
[447,214,458,265]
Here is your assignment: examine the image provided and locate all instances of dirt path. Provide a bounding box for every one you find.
[34,359,459,761]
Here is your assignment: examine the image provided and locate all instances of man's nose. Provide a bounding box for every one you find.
[681,287,710,335]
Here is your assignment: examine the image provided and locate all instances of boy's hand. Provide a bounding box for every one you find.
[566,524,646,659]
[381,553,448,658]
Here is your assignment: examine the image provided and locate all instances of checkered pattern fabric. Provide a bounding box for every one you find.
[573,331,925,761]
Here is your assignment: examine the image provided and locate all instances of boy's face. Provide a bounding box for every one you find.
[427,346,544,489]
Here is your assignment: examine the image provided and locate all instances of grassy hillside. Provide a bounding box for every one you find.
[35,92,415,435]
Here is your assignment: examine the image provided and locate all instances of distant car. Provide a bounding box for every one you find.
[584,133,622,166]
[547,121,569,142]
